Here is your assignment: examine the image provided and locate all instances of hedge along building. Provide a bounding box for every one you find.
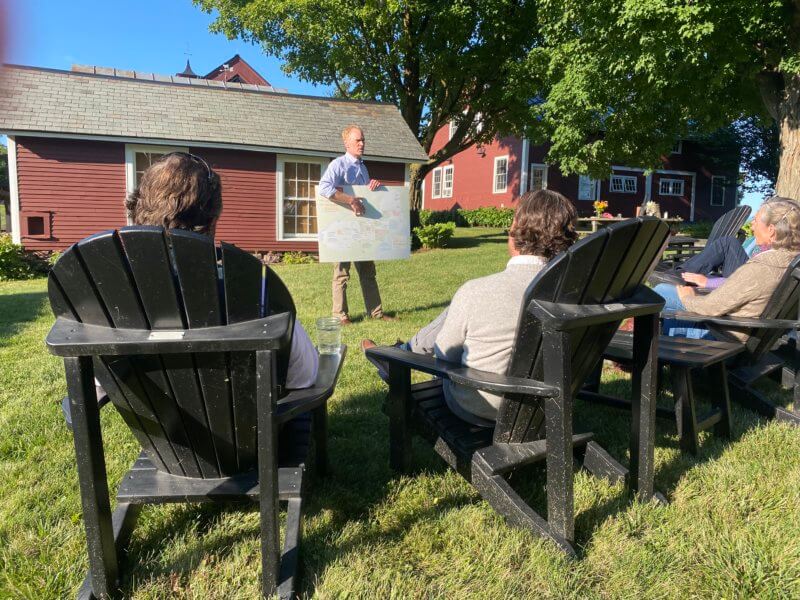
[0,61,427,253]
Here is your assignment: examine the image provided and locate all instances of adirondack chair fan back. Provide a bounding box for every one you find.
[48,226,295,478]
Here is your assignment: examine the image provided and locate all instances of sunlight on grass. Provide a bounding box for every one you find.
[0,228,798,598]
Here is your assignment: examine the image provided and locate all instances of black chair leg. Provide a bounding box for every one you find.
[387,364,412,473]
[65,356,119,599]
[673,366,699,454]
[312,405,328,477]
[714,363,733,439]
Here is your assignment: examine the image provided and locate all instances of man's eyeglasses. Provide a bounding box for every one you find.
[160,151,214,182]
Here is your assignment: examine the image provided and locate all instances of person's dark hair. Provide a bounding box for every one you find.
[125,152,222,235]
[510,189,578,259]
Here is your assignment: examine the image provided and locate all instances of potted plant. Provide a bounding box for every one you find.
[593,200,608,217]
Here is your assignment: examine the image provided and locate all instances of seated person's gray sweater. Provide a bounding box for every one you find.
[433,255,547,426]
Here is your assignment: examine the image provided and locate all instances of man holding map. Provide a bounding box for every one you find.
[319,124,396,324]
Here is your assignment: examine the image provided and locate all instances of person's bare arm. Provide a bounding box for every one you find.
[327,189,365,216]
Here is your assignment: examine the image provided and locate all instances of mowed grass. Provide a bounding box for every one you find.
[1,227,799,598]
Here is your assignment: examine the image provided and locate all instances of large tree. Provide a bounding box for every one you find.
[194,0,544,207]
[529,0,800,198]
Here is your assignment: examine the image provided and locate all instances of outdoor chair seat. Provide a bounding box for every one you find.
[368,218,671,555]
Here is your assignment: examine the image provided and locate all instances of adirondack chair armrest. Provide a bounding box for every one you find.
[276,347,347,423]
[46,313,293,357]
[529,286,665,331]
[662,310,799,330]
[366,346,559,397]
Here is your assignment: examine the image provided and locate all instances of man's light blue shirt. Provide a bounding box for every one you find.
[318,152,370,198]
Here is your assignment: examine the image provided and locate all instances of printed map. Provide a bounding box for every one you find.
[316,184,411,263]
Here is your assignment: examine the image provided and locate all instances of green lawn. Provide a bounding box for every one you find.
[1,227,799,598]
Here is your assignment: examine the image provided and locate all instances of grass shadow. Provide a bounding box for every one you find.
[0,291,48,343]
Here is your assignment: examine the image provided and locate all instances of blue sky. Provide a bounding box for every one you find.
[0,0,768,212]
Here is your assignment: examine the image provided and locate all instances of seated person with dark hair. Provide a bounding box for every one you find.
[126,152,318,389]
[362,189,578,427]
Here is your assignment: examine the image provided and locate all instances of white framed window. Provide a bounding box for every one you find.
[493,156,509,194]
[432,168,443,199]
[711,176,726,206]
[449,120,457,140]
[125,144,188,195]
[659,178,685,196]
[611,175,637,194]
[442,165,454,198]
[277,155,328,239]
[671,140,683,154]
[578,175,598,201]
[529,163,548,191]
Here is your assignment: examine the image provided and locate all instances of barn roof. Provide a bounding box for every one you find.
[0,64,428,163]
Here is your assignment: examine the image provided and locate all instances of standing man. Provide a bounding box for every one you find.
[319,124,396,324]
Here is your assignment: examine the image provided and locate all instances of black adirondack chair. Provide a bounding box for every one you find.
[366,218,670,555]
[45,226,345,600]
[587,254,800,454]
[663,205,751,267]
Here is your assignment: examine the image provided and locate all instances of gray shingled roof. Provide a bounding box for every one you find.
[0,65,428,162]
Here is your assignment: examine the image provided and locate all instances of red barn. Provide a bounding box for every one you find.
[0,62,426,253]
[422,124,740,222]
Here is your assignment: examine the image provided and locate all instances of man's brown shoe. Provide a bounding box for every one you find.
[340,316,353,326]
[375,315,397,322]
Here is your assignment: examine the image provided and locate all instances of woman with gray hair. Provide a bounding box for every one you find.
[659,196,800,340]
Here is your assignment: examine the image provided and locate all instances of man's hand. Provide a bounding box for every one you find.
[368,178,382,191]
[681,272,708,287]
[349,197,365,216]
[677,285,696,302]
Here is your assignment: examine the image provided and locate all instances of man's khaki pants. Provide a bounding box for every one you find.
[332,261,383,319]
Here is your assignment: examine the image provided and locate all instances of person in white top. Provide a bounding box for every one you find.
[362,189,579,426]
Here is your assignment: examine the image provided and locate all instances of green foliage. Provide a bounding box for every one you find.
[742,221,754,238]
[677,221,714,239]
[413,222,456,249]
[457,207,514,228]
[47,251,62,267]
[0,234,45,281]
[419,208,464,227]
[531,0,796,188]
[282,251,315,265]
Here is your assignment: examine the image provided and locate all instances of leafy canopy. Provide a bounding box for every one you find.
[530,0,796,178]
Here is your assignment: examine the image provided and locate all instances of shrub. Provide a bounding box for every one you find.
[457,206,514,228]
[282,251,316,264]
[741,221,753,238]
[413,222,456,249]
[678,221,713,239]
[0,234,46,280]
[420,208,464,226]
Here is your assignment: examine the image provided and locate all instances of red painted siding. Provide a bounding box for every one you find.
[15,138,409,253]
[15,137,127,251]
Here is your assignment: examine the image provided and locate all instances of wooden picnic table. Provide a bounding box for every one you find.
[578,216,683,233]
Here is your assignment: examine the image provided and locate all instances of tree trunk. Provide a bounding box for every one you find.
[775,75,800,199]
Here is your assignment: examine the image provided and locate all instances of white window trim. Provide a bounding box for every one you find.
[124,143,189,225]
[276,154,330,241]
[671,140,683,155]
[611,174,637,194]
[7,137,20,244]
[710,175,727,207]
[529,162,548,191]
[431,167,443,199]
[448,121,457,140]
[493,155,509,194]
[442,165,454,198]
[659,178,685,196]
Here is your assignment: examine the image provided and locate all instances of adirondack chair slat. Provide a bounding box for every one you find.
[171,231,238,475]
[221,243,264,472]
[76,231,200,477]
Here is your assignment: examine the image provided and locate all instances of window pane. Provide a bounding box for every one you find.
[298,181,309,198]
[284,215,295,234]
[286,180,297,198]
[308,217,317,234]
[297,162,309,180]
[310,163,321,180]
[285,162,297,179]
